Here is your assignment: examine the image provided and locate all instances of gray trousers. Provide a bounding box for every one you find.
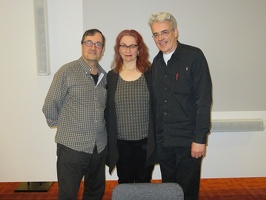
[56,144,106,200]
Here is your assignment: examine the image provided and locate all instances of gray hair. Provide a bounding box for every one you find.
[148,12,177,29]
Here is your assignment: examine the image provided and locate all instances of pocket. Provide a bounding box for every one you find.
[171,72,191,94]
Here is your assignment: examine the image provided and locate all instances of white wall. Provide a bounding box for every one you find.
[0,0,265,182]
[0,0,82,182]
[203,111,266,178]
[83,0,266,112]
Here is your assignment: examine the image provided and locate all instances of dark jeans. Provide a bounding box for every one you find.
[56,144,106,200]
[157,145,202,200]
[117,138,154,184]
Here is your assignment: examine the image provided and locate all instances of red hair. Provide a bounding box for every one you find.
[112,29,151,73]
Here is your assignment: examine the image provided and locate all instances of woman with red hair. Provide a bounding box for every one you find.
[106,29,157,183]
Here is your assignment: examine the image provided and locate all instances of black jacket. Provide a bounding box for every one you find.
[152,41,212,146]
[105,69,157,174]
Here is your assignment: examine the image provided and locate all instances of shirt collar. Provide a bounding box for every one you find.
[78,57,105,75]
[158,40,181,61]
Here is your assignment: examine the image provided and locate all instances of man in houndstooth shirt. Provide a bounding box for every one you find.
[42,29,107,200]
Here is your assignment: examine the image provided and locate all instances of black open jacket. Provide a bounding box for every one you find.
[105,69,157,174]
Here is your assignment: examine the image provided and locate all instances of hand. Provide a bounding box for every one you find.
[191,142,206,159]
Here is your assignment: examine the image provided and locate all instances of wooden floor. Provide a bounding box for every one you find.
[0,178,266,200]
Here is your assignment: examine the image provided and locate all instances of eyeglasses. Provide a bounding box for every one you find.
[83,40,103,49]
[119,44,138,50]
[152,29,173,39]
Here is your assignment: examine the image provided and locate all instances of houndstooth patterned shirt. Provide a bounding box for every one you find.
[115,75,149,141]
[42,57,107,154]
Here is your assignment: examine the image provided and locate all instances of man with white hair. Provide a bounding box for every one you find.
[148,12,212,200]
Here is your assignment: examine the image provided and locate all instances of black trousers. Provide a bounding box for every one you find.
[56,144,106,200]
[116,138,154,184]
[157,145,202,200]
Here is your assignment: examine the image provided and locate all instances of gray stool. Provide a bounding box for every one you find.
[112,182,184,200]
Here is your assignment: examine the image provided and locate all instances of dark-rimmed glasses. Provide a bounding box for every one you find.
[83,40,103,49]
[119,44,138,50]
